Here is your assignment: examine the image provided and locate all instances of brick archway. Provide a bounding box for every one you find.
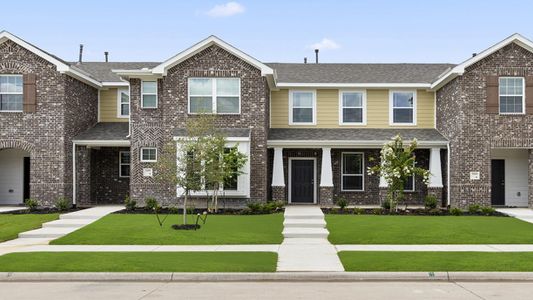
[0,139,36,156]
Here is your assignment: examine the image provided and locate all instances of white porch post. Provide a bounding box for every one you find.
[428,148,443,187]
[320,147,333,187]
[272,147,285,187]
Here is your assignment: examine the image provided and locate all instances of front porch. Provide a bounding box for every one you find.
[72,123,130,207]
[268,128,448,207]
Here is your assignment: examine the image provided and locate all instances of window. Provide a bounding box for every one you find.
[404,175,415,192]
[117,88,130,117]
[223,148,238,191]
[0,75,23,111]
[140,147,157,162]
[188,78,240,114]
[290,91,315,125]
[390,91,416,125]
[141,81,157,108]
[340,91,365,124]
[499,77,525,114]
[119,151,131,178]
[341,153,364,191]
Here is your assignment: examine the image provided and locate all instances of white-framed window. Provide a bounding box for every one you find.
[341,152,364,191]
[404,174,415,192]
[339,90,366,125]
[499,77,525,114]
[222,147,238,191]
[141,81,157,108]
[140,147,157,163]
[188,78,240,114]
[119,151,131,178]
[390,90,416,125]
[0,74,23,112]
[289,90,316,125]
[117,88,130,118]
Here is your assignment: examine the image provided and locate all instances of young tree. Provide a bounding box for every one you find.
[368,134,430,212]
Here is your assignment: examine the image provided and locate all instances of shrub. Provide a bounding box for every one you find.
[24,198,38,211]
[245,201,283,214]
[468,204,482,214]
[381,200,391,210]
[145,197,159,211]
[353,207,364,215]
[54,197,70,211]
[450,207,463,216]
[124,196,136,211]
[424,195,438,209]
[481,206,496,216]
[335,196,348,210]
[186,204,196,215]
[372,208,383,215]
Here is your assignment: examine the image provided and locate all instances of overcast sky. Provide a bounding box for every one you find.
[2,0,533,64]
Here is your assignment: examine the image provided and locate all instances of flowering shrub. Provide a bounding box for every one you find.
[368,134,430,212]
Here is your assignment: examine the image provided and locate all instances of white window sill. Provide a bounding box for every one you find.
[498,112,525,115]
[140,160,157,163]
[339,122,366,126]
[389,123,417,126]
[341,189,365,192]
[0,110,23,113]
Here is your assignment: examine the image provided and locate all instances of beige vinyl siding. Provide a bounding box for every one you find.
[270,89,435,128]
[100,88,128,122]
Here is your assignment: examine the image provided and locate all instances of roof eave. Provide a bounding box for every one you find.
[276,82,432,89]
[267,139,448,148]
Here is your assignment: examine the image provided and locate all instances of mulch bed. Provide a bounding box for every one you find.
[1,207,85,215]
[322,207,507,217]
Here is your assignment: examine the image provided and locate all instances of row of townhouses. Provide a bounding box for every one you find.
[1,31,532,209]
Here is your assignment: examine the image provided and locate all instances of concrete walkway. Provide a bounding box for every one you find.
[0,206,123,254]
[277,206,344,272]
[336,244,533,252]
[497,208,533,223]
[0,206,26,213]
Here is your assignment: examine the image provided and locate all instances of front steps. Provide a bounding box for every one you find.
[282,206,328,238]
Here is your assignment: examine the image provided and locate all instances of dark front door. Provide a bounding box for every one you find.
[23,157,30,201]
[290,159,315,203]
[491,159,505,206]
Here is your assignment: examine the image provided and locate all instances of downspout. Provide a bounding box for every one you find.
[72,142,77,207]
[447,143,451,207]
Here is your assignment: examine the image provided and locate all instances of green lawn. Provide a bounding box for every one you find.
[0,213,59,242]
[0,252,277,272]
[51,213,284,245]
[339,251,533,271]
[326,215,533,244]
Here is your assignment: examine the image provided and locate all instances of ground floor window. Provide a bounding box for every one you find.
[404,175,415,191]
[119,151,130,178]
[140,147,157,162]
[341,152,364,191]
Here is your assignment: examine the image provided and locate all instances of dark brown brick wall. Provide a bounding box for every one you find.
[129,45,269,207]
[90,147,130,204]
[437,43,533,208]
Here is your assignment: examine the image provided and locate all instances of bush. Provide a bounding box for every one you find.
[335,196,348,210]
[468,204,482,214]
[186,204,196,215]
[245,201,284,214]
[424,195,438,209]
[481,206,496,216]
[381,200,391,210]
[54,197,70,211]
[145,197,159,211]
[24,198,38,211]
[353,207,364,215]
[372,208,383,215]
[124,196,136,211]
[450,207,463,216]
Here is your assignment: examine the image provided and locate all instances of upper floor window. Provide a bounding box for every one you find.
[141,81,157,108]
[340,91,365,125]
[390,91,416,125]
[289,90,316,125]
[0,75,23,112]
[341,152,364,191]
[499,77,524,114]
[188,78,240,114]
[117,88,130,117]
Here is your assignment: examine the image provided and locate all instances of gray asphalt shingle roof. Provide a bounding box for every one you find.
[268,128,447,142]
[174,128,250,137]
[74,122,129,141]
[72,62,160,82]
[266,63,454,84]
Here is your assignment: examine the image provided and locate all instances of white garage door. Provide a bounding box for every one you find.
[0,149,28,205]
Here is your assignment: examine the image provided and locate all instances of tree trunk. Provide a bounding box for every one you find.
[183,192,188,225]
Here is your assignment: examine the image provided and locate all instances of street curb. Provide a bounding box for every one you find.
[2,272,533,282]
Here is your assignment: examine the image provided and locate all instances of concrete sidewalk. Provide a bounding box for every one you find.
[0,206,26,213]
[497,208,533,223]
[336,244,533,252]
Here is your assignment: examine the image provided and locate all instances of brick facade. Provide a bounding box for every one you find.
[129,45,269,207]
[0,40,97,206]
[437,43,533,208]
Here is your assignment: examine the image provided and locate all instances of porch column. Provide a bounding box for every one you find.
[320,147,334,205]
[428,147,444,204]
[271,147,286,201]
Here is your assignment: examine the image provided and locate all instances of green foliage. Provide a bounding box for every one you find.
[353,207,365,215]
[245,201,284,214]
[335,196,348,210]
[450,207,463,216]
[481,206,496,216]
[124,196,136,211]
[145,197,159,211]
[24,198,38,211]
[381,199,391,210]
[368,135,430,212]
[424,195,438,209]
[468,204,482,214]
[372,208,383,215]
[54,197,70,211]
